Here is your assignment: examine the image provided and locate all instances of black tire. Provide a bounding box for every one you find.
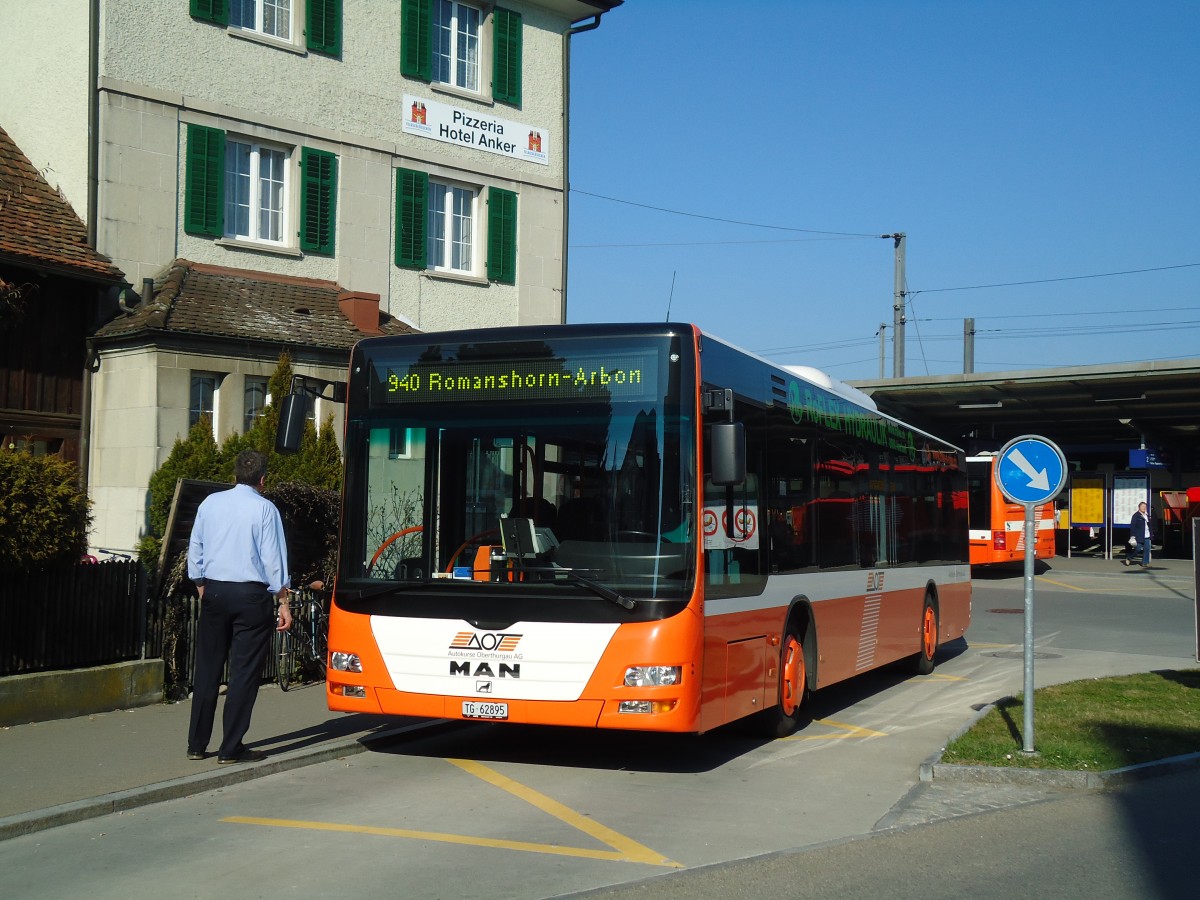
[759,630,809,738]
[913,596,938,675]
[277,630,295,692]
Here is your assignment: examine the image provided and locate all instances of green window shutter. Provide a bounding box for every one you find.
[400,0,432,81]
[306,0,342,56]
[492,8,522,107]
[190,0,229,26]
[487,187,517,284]
[395,168,428,269]
[300,148,338,255]
[184,124,225,237]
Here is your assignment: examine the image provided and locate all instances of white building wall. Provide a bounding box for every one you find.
[89,0,569,330]
[0,0,91,216]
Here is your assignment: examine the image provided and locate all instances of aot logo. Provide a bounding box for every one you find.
[866,571,885,593]
[449,632,522,652]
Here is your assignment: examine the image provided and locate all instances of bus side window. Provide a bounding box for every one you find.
[703,411,766,599]
[766,407,815,573]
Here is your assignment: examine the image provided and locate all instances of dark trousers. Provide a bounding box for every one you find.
[188,581,273,758]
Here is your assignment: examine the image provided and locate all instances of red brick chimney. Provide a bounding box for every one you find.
[338,291,383,334]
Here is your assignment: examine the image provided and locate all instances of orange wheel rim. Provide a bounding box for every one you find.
[780,636,804,716]
[922,607,937,658]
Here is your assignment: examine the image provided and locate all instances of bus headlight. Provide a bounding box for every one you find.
[623,665,681,687]
[330,651,362,673]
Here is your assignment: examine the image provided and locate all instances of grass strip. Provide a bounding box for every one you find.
[942,669,1200,770]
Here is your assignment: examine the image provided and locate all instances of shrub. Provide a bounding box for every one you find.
[0,448,92,572]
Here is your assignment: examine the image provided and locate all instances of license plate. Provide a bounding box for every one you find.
[462,701,508,720]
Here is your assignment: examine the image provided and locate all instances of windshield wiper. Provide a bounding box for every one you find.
[524,565,636,610]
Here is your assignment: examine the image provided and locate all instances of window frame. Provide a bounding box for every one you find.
[426,177,478,275]
[432,0,482,94]
[229,0,294,42]
[190,372,221,435]
[244,375,270,433]
[224,136,291,246]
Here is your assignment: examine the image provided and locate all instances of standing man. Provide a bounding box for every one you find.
[187,450,291,763]
[1129,500,1153,569]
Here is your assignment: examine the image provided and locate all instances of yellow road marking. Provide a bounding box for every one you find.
[1036,576,1088,591]
[914,672,967,682]
[447,758,680,867]
[223,758,681,869]
[782,717,887,741]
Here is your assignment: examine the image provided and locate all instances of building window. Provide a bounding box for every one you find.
[185,125,338,255]
[433,1,480,92]
[401,1,521,107]
[244,376,269,433]
[225,139,288,244]
[428,180,476,274]
[395,168,516,284]
[192,0,341,55]
[389,428,412,460]
[190,373,220,432]
[230,0,292,41]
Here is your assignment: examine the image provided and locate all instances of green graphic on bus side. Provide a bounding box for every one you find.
[787,381,917,459]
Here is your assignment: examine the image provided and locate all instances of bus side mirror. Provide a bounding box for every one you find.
[275,392,309,454]
[711,421,746,486]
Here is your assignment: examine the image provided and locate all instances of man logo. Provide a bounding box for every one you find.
[450,661,521,678]
[476,681,493,693]
[449,632,523,652]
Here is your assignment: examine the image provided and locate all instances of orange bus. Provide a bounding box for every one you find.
[966,453,1055,566]
[296,324,970,736]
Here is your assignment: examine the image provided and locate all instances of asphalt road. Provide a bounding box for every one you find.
[2,562,1195,899]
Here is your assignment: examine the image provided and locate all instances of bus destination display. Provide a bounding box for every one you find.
[375,350,660,405]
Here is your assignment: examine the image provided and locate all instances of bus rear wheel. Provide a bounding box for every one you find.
[913,597,938,675]
[761,631,808,738]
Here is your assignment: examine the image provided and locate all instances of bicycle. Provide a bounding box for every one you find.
[277,586,329,691]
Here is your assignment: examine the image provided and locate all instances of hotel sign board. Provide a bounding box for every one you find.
[402,94,549,166]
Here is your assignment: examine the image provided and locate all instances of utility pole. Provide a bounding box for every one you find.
[964,317,975,374]
[877,323,888,378]
[883,233,906,377]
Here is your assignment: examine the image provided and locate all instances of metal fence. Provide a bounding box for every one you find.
[0,560,316,690]
[0,560,146,676]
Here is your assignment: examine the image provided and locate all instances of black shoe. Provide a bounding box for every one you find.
[187,750,207,761]
[217,747,267,764]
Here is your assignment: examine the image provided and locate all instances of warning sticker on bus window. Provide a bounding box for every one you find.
[703,504,759,550]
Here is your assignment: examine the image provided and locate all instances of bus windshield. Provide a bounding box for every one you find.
[340,332,696,602]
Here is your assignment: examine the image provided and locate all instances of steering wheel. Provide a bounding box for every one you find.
[366,526,424,576]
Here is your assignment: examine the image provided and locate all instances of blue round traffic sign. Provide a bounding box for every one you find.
[995,435,1067,506]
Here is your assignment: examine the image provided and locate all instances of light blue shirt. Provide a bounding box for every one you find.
[187,483,290,594]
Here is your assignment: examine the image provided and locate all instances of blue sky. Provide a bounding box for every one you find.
[564,1,1200,383]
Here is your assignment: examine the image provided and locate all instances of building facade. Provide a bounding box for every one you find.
[0,0,620,553]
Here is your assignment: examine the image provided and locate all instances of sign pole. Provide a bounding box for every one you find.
[994,435,1068,759]
[1022,501,1037,754]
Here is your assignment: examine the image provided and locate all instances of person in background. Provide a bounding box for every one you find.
[186,450,291,763]
[1127,500,1153,569]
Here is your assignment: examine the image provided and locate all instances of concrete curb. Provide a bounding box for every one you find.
[919,699,1200,790]
[0,719,448,843]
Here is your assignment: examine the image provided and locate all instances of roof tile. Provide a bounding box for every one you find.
[0,124,124,281]
[94,259,417,349]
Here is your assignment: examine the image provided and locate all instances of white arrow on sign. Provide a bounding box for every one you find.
[1008,447,1049,492]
